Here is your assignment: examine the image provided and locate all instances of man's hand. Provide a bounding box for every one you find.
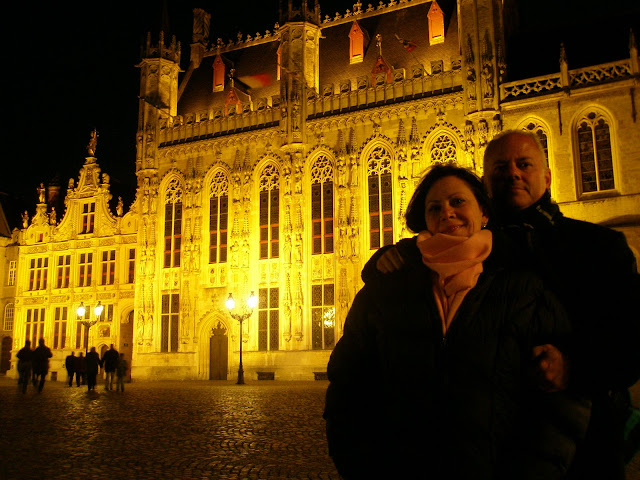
[531,344,569,392]
[375,247,405,273]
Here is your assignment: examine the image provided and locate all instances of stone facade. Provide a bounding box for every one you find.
[4,0,639,380]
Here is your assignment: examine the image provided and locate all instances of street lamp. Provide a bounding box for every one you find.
[225,292,257,385]
[77,301,102,354]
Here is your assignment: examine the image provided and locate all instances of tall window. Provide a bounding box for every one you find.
[522,122,550,167]
[427,0,445,45]
[127,249,136,283]
[78,253,93,287]
[311,156,334,254]
[258,287,279,351]
[259,164,280,259]
[209,171,229,264]
[8,260,16,286]
[28,257,48,291]
[213,55,225,92]
[577,112,615,193]
[4,303,14,331]
[81,203,95,234]
[56,255,70,289]
[26,308,45,346]
[164,178,183,268]
[161,293,180,352]
[311,284,335,350]
[367,145,394,249]
[430,133,457,164]
[101,250,116,285]
[349,21,365,64]
[53,307,67,349]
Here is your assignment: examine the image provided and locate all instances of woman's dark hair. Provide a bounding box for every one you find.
[404,163,492,233]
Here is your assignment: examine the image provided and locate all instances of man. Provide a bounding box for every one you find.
[101,344,119,391]
[85,347,101,392]
[16,340,33,394]
[31,338,53,393]
[65,352,76,387]
[368,130,640,478]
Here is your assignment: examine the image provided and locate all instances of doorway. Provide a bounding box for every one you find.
[1,336,12,374]
[119,310,134,382]
[209,322,228,380]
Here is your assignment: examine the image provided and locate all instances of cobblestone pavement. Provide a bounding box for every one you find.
[0,377,340,480]
[1,377,639,480]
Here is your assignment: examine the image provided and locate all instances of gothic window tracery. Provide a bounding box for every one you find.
[164,178,183,268]
[367,145,394,249]
[310,155,334,255]
[429,133,458,165]
[259,164,280,259]
[209,171,229,264]
[522,122,550,167]
[576,112,615,193]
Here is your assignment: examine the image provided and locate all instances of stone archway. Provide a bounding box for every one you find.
[209,322,228,380]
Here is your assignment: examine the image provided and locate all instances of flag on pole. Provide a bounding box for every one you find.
[237,73,273,89]
[395,34,417,52]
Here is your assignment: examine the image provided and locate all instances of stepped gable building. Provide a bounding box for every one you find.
[4,0,639,380]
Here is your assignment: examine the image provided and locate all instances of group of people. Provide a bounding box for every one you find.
[17,338,52,393]
[65,344,127,392]
[324,130,640,479]
[16,341,128,394]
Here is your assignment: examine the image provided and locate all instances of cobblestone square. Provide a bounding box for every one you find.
[0,377,339,480]
[1,377,639,479]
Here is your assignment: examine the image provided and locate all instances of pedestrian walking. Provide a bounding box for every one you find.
[75,351,86,386]
[115,353,127,392]
[101,344,119,390]
[32,338,53,393]
[85,347,102,392]
[16,340,33,394]
[65,352,76,387]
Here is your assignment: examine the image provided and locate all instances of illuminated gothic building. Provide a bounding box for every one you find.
[3,0,639,380]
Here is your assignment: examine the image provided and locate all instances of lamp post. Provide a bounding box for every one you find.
[225,292,257,385]
[77,301,103,354]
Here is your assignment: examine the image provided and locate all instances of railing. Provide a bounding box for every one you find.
[500,59,634,102]
[158,68,463,146]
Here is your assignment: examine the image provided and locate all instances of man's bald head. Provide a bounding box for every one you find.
[483,130,551,211]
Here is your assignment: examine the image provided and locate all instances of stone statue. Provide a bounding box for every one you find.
[37,183,45,204]
[116,197,124,217]
[87,129,98,156]
[22,211,29,228]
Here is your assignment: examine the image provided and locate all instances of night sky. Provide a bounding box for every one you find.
[3,0,638,229]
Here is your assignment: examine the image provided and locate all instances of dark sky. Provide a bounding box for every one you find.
[3,0,638,229]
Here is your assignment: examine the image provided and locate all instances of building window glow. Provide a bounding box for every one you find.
[209,171,229,264]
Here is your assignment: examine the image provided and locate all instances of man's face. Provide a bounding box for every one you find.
[483,133,551,210]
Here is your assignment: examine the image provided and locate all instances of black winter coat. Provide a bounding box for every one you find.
[326,241,589,480]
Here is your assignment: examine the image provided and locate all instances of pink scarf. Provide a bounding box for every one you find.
[417,229,493,334]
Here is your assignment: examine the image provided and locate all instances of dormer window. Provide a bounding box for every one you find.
[427,1,445,45]
[349,21,365,64]
[81,202,95,234]
[213,55,225,92]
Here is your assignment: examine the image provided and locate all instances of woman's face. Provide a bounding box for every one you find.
[424,176,489,237]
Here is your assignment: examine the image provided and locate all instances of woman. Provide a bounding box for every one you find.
[323,165,588,479]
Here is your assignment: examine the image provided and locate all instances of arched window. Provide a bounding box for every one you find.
[164,178,183,268]
[310,155,334,255]
[367,145,394,249]
[3,303,14,331]
[213,55,225,92]
[259,164,280,259]
[349,21,365,64]
[430,133,457,164]
[427,0,445,45]
[209,171,229,264]
[522,122,550,167]
[577,112,615,193]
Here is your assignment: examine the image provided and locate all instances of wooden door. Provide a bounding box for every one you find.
[209,322,228,380]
